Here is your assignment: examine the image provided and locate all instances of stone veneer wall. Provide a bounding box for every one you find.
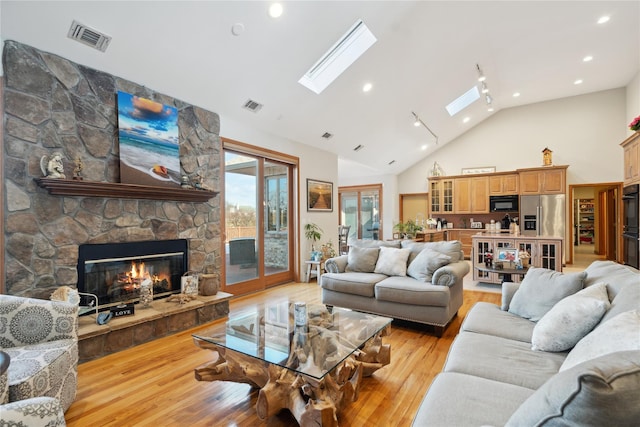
[2,40,221,299]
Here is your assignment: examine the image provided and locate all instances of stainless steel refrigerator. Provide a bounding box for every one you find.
[520,194,566,239]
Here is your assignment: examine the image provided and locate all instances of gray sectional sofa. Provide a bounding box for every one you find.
[321,239,470,336]
[412,260,640,426]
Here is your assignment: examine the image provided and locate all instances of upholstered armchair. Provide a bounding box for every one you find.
[0,294,79,412]
[1,350,67,426]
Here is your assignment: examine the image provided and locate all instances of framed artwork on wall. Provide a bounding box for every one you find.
[307,179,333,212]
[461,166,496,175]
[117,91,181,188]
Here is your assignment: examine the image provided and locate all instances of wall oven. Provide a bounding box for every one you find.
[622,184,639,269]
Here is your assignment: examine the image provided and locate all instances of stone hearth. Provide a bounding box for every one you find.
[78,292,232,363]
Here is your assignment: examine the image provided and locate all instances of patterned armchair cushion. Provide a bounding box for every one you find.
[0,294,79,412]
[4,339,78,412]
[0,294,78,347]
[1,396,67,426]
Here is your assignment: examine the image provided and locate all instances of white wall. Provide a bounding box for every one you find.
[220,115,339,276]
[398,88,627,194]
[626,71,640,135]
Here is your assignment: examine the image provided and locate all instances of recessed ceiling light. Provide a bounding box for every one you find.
[583,55,593,62]
[488,106,495,112]
[421,145,428,151]
[362,82,372,92]
[597,15,610,24]
[269,3,283,18]
[463,117,470,123]
[513,92,521,98]
[574,79,583,85]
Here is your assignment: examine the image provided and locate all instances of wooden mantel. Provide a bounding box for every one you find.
[35,178,218,202]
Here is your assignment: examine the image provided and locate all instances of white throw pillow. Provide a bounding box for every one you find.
[508,267,587,322]
[406,248,451,282]
[560,310,640,372]
[531,282,610,352]
[373,246,412,276]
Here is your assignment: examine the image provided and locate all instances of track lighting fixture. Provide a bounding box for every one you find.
[476,64,486,82]
[411,111,438,144]
[476,64,494,109]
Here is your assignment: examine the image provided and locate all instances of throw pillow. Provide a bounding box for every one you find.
[345,246,380,273]
[506,350,640,427]
[373,246,412,276]
[406,248,451,282]
[508,267,587,322]
[560,310,640,372]
[531,282,610,352]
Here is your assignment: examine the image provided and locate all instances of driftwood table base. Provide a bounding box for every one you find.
[194,327,390,426]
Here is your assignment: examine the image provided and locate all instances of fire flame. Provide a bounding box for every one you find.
[129,261,147,281]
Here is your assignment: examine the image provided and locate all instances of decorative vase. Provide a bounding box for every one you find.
[199,273,219,296]
[521,258,529,268]
[139,278,153,308]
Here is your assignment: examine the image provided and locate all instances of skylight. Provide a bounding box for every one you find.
[446,85,480,116]
[298,20,377,94]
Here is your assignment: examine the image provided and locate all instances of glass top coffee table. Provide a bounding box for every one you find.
[193,301,392,426]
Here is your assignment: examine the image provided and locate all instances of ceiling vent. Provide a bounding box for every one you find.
[242,99,263,113]
[388,160,396,165]
[321,132,333,139]
[68,20,111,52]
[353,144,364,152]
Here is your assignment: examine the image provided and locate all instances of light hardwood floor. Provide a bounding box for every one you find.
[65,284,500,426]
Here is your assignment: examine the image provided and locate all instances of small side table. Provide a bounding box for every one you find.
[304,260,324,283]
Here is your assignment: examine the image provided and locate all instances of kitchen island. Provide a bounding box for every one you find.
[472,233,562,284]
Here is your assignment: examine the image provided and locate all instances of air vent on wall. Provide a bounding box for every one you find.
[68,20,112,52]
[243,99,263,113]
[321,132,333,139]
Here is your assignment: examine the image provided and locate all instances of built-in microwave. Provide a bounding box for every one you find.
[489,195,519,212]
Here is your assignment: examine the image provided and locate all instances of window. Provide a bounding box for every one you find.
[266,175,288,232]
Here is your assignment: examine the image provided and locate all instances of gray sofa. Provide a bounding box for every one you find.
[321,239,470,336]
[412,260,640,426]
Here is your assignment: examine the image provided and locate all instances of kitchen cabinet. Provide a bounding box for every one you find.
[454,176,489,214]
[489,173,519,195]
[416,230,446,242]
[472,234,562,284]
[621,132,640,185]
[429,178,454,215]
[447,229,476,259]
[518,165,567,195]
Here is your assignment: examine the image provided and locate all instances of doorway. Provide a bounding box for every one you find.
[568,182,622,266]
[222,139,298,296]
[339,184,382,240]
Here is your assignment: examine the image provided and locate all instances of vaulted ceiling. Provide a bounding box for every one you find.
[2,1,639,179]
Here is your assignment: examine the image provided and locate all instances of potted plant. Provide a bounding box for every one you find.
[393,221,407,238]
[304,223,323,260]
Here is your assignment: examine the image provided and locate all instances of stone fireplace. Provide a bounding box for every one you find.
[3,41,222,299]
[77,239,188,309]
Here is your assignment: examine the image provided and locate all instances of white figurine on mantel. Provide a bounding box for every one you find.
[40,152,66,179]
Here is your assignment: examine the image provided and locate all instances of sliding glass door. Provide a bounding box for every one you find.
[223,145,295,295]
